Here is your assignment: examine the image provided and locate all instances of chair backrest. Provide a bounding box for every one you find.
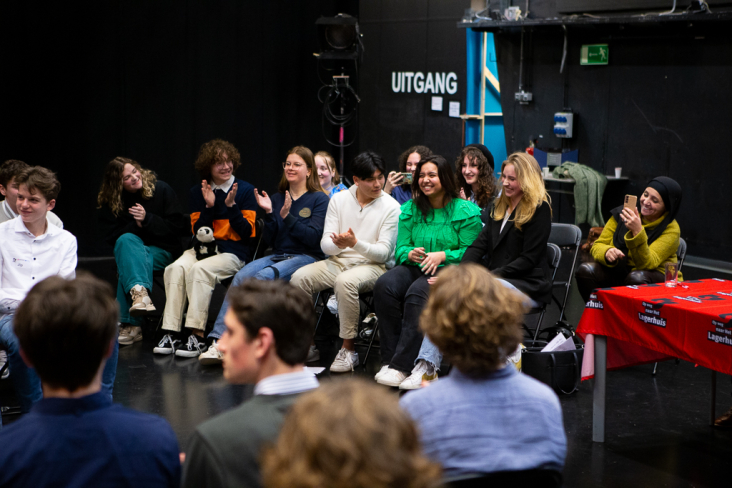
[677,237,687,271]
[548,223,582,317]
[548,223,582,249]
[546,242,561,272]
[443,469,562,488]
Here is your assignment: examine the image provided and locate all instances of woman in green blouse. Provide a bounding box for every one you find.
[373,155,483,388]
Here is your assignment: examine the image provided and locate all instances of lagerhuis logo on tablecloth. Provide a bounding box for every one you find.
[709,312,732,346]
[585,293,604,310]
[638,301,667,328]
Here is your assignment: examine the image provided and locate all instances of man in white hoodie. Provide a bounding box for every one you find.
[291,151,401,373]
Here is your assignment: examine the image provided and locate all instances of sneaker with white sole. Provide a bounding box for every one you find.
[376,368,408,387]
[153,334,180,355]
[306,345,320,363]
[199,340,223,365]
[129,285,156,317]
[0,350,8,380]
[374,365,390,381]
[399,359,438,390]
[118,325,143,346]
[329,348,359,373]
[175,334,207,358]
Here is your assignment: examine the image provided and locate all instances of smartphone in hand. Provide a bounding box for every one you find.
[623,195,637,209]
[401,172,413,184]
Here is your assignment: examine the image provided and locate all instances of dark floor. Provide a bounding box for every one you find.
[2,264,732,487]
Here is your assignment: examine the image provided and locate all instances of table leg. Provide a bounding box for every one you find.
[593,335,607,443]
[710,370,717,426]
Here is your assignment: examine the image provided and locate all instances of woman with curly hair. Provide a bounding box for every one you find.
[157,139,258,358]
[383,145,432,204]
[373,155,482,389]
[97,157,187,346]
[456,144,498,210]
[261,379,440,488]
[314,151,347,197]
[400,263,566,477]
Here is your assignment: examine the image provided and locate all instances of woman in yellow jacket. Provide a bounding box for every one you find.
[575,176,682,302]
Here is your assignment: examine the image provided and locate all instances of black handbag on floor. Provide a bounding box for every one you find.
[521,339,584,395]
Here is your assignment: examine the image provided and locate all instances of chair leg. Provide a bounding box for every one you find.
[652,362,658,376]
[362,321,379,370]
[532,309,547,341]
[313,291,330,337]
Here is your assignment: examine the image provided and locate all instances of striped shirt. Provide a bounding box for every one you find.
[253,370,319,396]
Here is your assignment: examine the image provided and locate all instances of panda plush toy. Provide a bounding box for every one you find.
[193,226,218,260]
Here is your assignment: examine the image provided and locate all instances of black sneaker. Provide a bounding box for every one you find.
[153,334,180,355]
[175,334,207,358]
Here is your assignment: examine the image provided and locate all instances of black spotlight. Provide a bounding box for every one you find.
[316,13,362,61]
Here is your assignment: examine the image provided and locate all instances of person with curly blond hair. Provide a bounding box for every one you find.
[400,263,567,477]
[158,139,258,358]
[261,379,441,488]
[97,157,187,347]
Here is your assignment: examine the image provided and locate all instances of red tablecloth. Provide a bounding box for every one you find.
[577,278,732,380]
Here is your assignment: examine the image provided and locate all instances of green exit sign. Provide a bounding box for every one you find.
[581,44,609,65]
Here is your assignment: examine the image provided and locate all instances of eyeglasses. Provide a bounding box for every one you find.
[213,159,233,167]
[283,161,306,169]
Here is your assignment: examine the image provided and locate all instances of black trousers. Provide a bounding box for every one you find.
[575,260,664,303]
[373,265,437,373]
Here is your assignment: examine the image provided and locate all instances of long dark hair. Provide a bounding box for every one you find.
[412,155,459,221]
[456,146,497,208]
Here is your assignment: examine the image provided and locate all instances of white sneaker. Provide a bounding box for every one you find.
[399,360,438,390]
[0,350,8,380]
[329,348,359,373]
[376,368,408,387]
[153,334,180,355]
[118,325,143,346]
[198,340,223,365]
[129,285,155,316]
[306,345,320,363]
[374,365,390,381]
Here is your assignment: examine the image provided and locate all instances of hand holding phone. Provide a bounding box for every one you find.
[623,194,637,209]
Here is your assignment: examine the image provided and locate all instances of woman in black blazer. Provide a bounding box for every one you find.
[462,151,552,306]
[408,152,553,390]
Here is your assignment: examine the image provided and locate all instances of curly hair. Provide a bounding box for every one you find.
[397,145,432,173]
[315,150,340,187]
[492,152,551,231]
[15,166,61,202]
[456,146,497,208]
[278,146,326,195]
[96,157,157,216]
[194,139,241,181]
[261,379,440,488]
[411,155,459,221]
[420,263,526,377]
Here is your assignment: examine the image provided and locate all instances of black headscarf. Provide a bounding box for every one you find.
[610,176,682,252]
[465,144,494,172]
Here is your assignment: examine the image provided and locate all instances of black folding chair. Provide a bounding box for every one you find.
[525,243,562,341]
[548,223,582,324]
[443,469,562,488]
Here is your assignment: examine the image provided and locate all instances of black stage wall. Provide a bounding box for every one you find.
[0,1,358,255]
[358,0,471,172]
[487,6,732,260]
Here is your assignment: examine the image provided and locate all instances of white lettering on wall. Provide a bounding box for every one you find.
[391,71,458,95]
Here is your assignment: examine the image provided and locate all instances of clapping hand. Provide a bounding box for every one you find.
[129,203,146,227]
[459,187,467,200]
[280,191,292,219]
[201,181,215,208]
[254,189,272,213]
[224,183,238,208]
[331,228,358,249]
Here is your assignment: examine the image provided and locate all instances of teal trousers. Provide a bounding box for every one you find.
[114,233,173,326]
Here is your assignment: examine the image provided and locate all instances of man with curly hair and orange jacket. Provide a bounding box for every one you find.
[157,139,258,358]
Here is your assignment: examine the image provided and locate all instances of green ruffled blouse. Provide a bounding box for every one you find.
[395,198,483,267]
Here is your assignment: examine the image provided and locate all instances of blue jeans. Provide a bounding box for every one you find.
[416,279,541,370]
[0,314,42,427]
[101,334,118,402]
[208,254,318,340]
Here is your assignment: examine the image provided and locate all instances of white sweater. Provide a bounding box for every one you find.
[321,186,401,268]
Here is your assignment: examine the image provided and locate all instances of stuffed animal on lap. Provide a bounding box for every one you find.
[194,226,218,260]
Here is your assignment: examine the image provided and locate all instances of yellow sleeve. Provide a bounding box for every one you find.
[626,220,680,271]
[590,217,618,266]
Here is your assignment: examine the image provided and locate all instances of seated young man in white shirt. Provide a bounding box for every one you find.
[291,151,401,373]
[0,166,77,427]
[0,159,63,227]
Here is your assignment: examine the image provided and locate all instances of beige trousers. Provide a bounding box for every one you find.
[291,256,386,339]
[162,249,243,332]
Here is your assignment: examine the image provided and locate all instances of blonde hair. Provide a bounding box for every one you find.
[278,146,327,195]
[492,152,551,230]
[97,157,157,216]
[261,379,441,488]
[421,263,526,377]
[315,151,340,187]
